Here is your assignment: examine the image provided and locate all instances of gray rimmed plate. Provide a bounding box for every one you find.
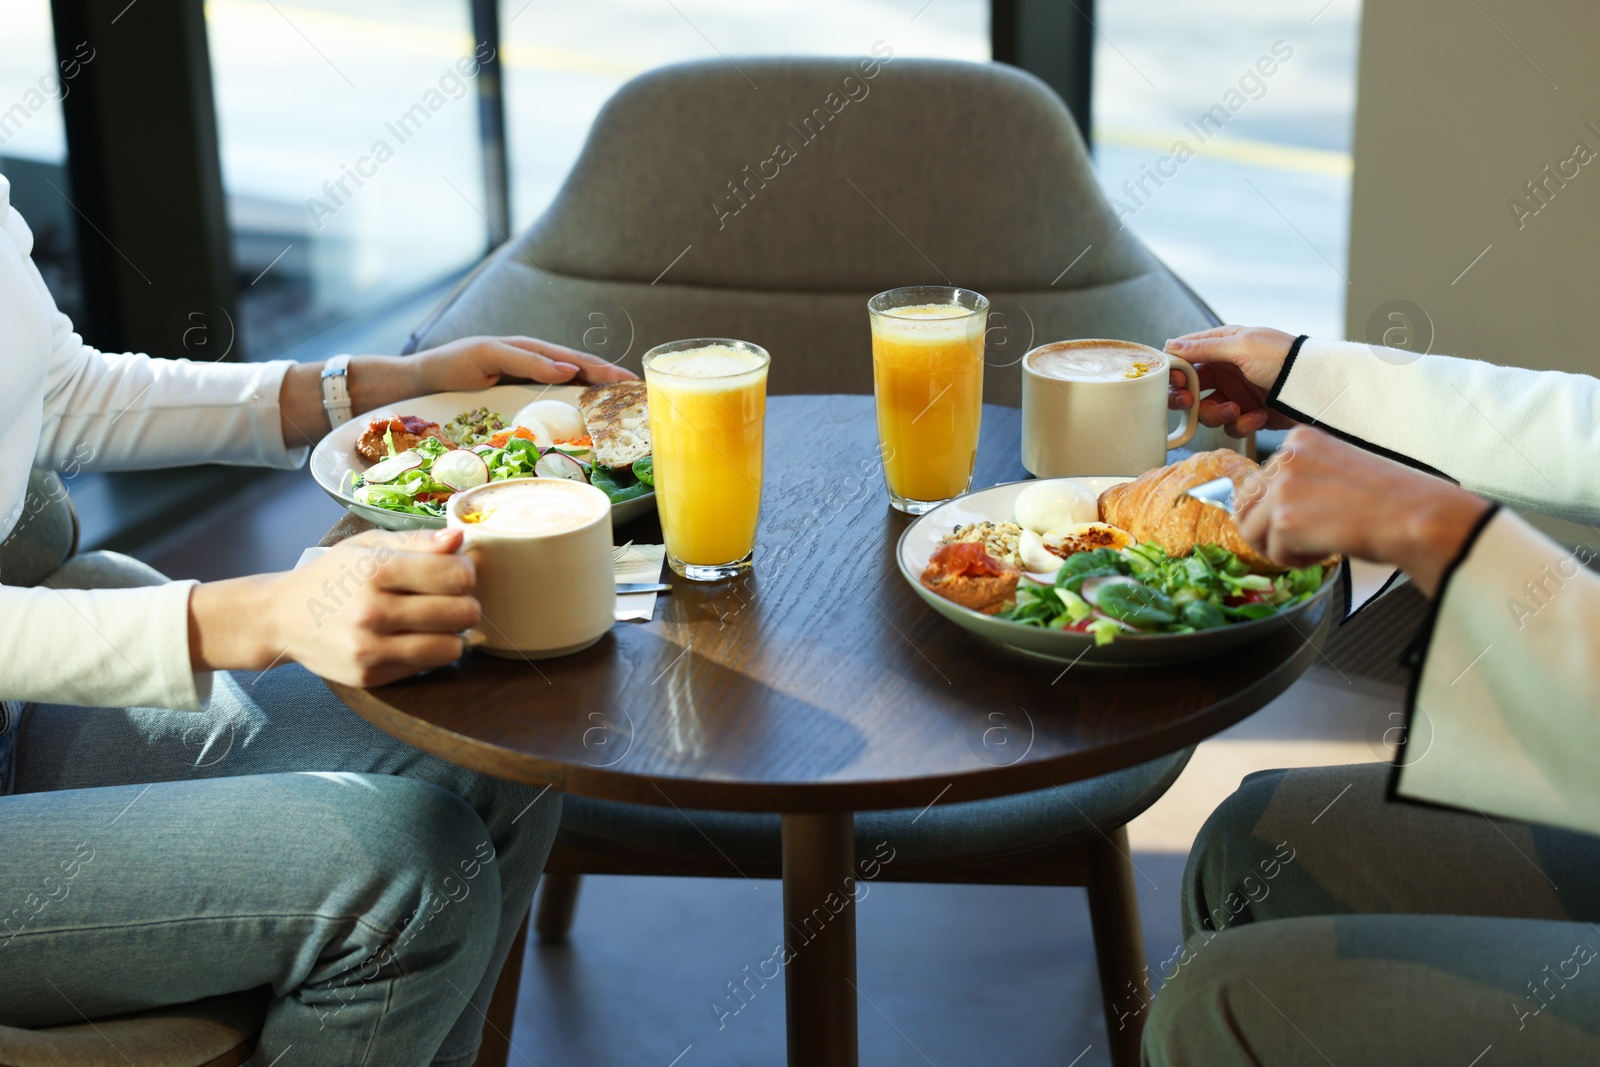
[896,477,1339,666]
[310,383,656,531]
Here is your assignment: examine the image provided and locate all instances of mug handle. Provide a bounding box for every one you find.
[1167,354,1201,449]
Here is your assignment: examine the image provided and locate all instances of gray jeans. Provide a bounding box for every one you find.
[1,553,561,1066]
[1144,761,1600,1065]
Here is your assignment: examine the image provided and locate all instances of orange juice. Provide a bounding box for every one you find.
[870,297,987,511]
[643,340,769,579]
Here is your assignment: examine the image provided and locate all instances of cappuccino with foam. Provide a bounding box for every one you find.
[1027,344,1156,382]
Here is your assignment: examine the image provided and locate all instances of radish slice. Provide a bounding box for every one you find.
[432,449,489,492]
[535,451,589,482]
[1092,611,1140,632]
[363,450,424,484]
[1079,575,1141,607]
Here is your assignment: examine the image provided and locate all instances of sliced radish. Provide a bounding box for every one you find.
[1079,575,1141,607]
[432,449,489,492]
[363,450,424,484]
[535,451,589,482]
[1092,611,1140,632]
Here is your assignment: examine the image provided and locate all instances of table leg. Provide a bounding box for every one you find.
[781,812,858,1067]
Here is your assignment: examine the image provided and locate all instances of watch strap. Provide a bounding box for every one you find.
[321,354,353,427]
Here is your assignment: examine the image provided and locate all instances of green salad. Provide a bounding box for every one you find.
[1003,542,1324,645]
[352,432,654,518]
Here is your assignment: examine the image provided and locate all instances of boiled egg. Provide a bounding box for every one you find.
[511,416,554,449]
[1018,523,1136,575]
[512,399,585,443]
[1014,480,1099,535]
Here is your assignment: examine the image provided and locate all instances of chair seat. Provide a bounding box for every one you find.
[0,989,267,1067]
[556,749,1192,878]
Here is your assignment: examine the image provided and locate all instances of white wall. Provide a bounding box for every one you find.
[1348,1,1600,375]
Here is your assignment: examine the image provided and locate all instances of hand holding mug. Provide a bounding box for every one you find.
[1164,325,1300,438]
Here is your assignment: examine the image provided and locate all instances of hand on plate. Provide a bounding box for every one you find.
[263,528,480,687]
[409,335,637,395]
[1235,427,1490,596]
[1164,325,1300,438]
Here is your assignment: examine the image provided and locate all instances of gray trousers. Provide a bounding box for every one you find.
[1144,762,1600,1065]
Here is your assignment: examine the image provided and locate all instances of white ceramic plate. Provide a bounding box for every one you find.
[310,383,656,531]
[897,477,1339,666]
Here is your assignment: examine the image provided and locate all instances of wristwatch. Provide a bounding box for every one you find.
[321,354,353,427]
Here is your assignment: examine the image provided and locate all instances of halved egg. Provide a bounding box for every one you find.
[1018,523,1137,575]
[512,399,585,442]
[1014,480,1099,535]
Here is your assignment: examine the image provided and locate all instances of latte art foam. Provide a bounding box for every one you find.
[460,479,607,535]
[1028,344,1157,382]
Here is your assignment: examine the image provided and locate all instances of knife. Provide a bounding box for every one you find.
[1182,476,1238,515]
[616,582,671,594]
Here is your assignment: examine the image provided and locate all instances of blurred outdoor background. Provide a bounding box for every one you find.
[2,0,1359,358]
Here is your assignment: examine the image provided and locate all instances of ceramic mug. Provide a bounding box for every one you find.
[1021,339,1200,477]
[446,477,615,658]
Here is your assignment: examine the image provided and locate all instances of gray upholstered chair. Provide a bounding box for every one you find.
[405,57,1221,1064]
[404,57,1225,403]
[0,470,79,589]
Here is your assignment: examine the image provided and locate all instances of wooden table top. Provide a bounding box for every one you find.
[328,395,1327,813]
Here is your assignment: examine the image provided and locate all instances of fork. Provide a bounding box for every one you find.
[611,540,634,562]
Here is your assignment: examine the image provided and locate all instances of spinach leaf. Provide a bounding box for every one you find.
[1095,582,1177,627]
[589,465,650,504]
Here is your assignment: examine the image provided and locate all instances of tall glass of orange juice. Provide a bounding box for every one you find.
[869,286,989,513]
[643,338,770,581]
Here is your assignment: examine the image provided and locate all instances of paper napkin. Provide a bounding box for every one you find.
[613,543,668,621]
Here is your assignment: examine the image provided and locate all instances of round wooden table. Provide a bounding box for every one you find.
[327,395,1329,1067]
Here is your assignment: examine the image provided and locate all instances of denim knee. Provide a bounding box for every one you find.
[304,773,503,964]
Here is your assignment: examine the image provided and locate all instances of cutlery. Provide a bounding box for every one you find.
[616,582,671,594]
[1182,476,1237,515]
[611,540,635,562]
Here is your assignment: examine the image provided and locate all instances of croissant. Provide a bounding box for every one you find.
[1097,450,1283,573]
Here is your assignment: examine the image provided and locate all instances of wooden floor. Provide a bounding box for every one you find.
[130,467,1406,1066]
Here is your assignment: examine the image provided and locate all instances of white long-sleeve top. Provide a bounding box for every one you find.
[1272,337,1600,835]
[0,175,305,711]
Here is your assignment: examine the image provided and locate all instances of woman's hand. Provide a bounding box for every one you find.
[279,336,637,449]
[1236,427,1491,596]
[405,335,637,396]
[1164,325,1299,438]
[189,528,480,687]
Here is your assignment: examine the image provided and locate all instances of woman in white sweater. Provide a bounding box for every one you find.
[1144,326,1600,1063]
[0,176,632,1064]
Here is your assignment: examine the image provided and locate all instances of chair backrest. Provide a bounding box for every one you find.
[0,468,79,587]
[411,56,1219,405]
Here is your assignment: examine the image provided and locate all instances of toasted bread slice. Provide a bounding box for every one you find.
[578,381,650,468]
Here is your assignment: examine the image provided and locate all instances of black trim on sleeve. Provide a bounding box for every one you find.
[1265,334,1310,407]
[1339,565,1404,626]
[1384,503,1504,809]
[1265,335,1456,483]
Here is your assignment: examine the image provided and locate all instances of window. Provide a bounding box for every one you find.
[206,0,491,357]
[500,0,989,233]
[0,0,87,327]
[1091,1,1362,338]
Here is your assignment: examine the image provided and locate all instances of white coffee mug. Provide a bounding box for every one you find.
[1021,339,1201,477]
[446,478,616,659]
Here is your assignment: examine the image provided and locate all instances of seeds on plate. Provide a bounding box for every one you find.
[940,520,1023,569]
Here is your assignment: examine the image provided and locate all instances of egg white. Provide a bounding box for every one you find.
[1014,480,1099,535]
[513,399,585,442]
